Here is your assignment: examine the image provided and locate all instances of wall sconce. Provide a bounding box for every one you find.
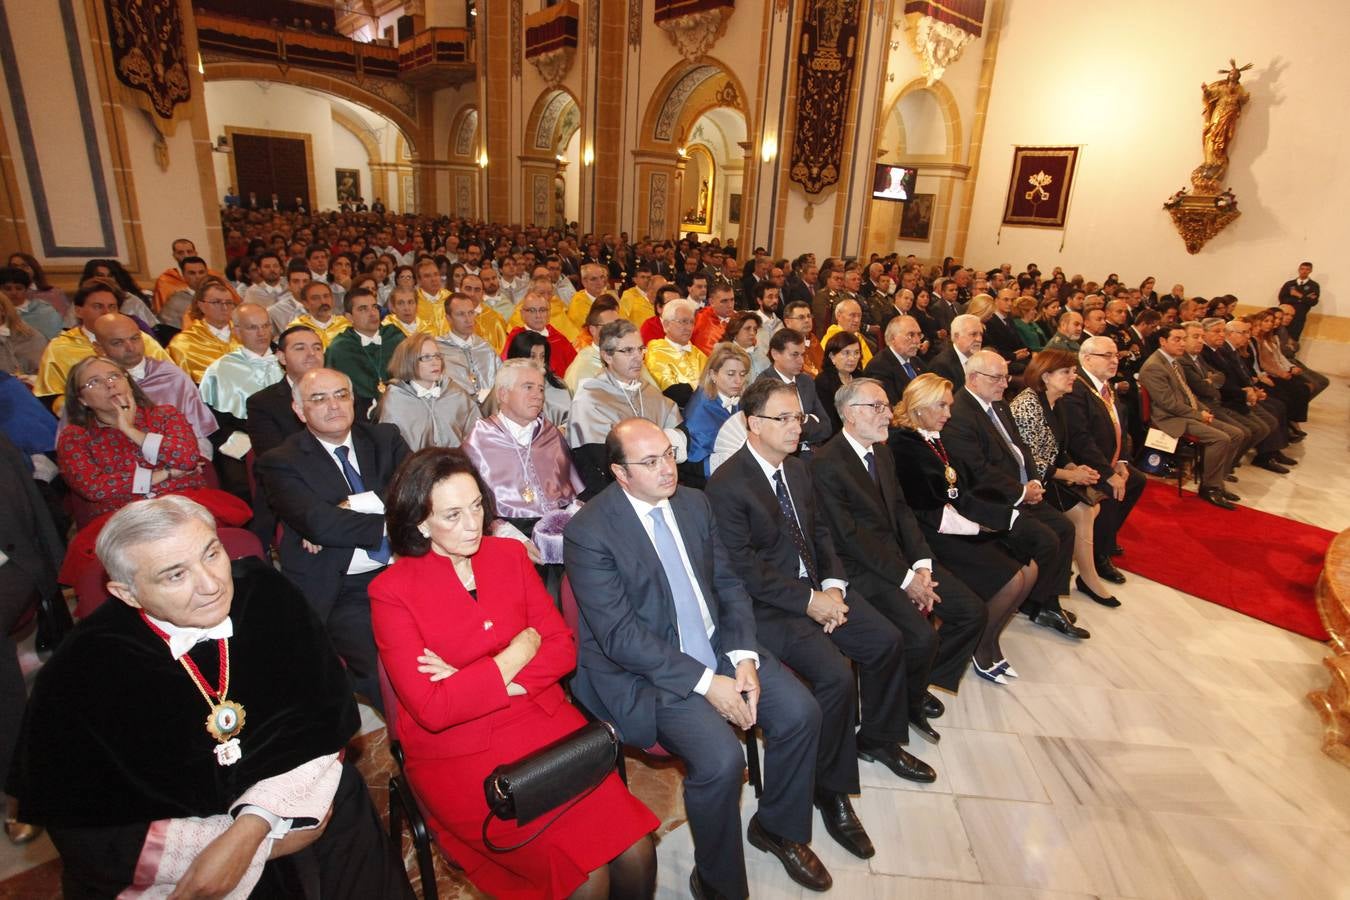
[582,145,594,166]
[478,150,489,168]
[761,135,778,163]
[676,146,688,158]
[197,53,204,75]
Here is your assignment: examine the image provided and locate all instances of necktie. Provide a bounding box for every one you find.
[864,450,880,489]
[774,471,819,588]
[985,404,1028,483]
[334,446,392,564]
[901,359,916,380]
[646,509,717,670]
[1172,361,1199,411]
[1099,382,1122,464]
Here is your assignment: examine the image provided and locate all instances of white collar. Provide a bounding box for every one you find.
[620,489,672,523]
[81,326,98,344]
[841,428,873,465]
[413,380,441,400]
[242,347,275,361]
[965,386,995,414]
[443,331,478,348]
[717,392,739,411]
[745,440,787,484]
[144,611,234,661]
[773,368,796,384]
[127,358,149,380]
[206,322,232,342]
[528,326,550,336]
[316,432,355,459]
[666,340,693,353]
[262,281,283,294]
[499,413,536,445]
[917,426,941,441]
[1083,370,1108,393]
[889,347,912,365]
[356,329,382,347]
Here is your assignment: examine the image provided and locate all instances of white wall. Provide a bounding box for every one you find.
[963,0,1350,318]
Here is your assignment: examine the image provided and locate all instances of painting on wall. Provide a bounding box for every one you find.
[1001,146,1079,227]
[728,192,742,224]
[336,168,360,205]
[900,193,934,240]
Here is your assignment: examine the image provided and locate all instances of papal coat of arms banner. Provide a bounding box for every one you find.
[1001,146,1079,228]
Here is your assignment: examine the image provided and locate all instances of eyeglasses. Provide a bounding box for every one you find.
[304,388,352,404]
[620,446,677,471]
[416,354,442,363]
[848,402,891,414]
[751,412,808,426]
[521,306,549,314]
[81,370,126,391]
[607,345,646,356]
[971,371,1010,383]
[199,299,235,308]
[1081,351,1115,359]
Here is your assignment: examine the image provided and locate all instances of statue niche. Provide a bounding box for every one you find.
[680,145,715,234]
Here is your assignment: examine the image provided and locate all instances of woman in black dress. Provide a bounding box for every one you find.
[814,330,863,434]
[888,373,1035,685]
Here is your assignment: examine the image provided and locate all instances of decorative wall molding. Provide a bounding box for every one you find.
[654,65,719,142]
[453,107,479,158]
[654,0,735,62]
[648,171,669,237]
[902,1,985,85]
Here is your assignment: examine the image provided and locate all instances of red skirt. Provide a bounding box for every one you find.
[405,700,658,900]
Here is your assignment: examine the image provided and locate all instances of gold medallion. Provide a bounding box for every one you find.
[521,486,537,504]
[206,699,247,743]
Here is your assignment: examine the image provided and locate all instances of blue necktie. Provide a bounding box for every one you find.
[864,450,880,490]
[901,359,916,380]
[984,405,1028,484]
[774,470,819,588]
[334,446,392,564]
[647,509,717,671]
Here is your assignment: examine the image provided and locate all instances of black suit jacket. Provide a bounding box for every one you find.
[863,347,923,406]
[255,422,410,616]
[982,314,1027,368]
[1204,343,1254,411]
[927,345,966,390]
[810,433,933,599]
[563,484,759,748]
[783,276,814,307]
[942,387,1034,506]
[1059,377,1123,481]
[887,427,1014,532]
[244,379,302,459]
[707,445,843,614]
[752,369,833,447]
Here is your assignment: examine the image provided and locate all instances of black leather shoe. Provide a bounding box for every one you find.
[1289,423,1307,437]
[689,868,723,900]
[909,714,941,744]
[1287,430,1305,443]
[922,691,945,719]
[1224,473,1239,483]
[1062,607,1078,624]
[1221,489,1241,502]
[1094,558,1127,584]
[1252,457,1290,474]
[1075,575,1121,608]
[814,791,874,859]
[857,738,938,783]
[1199,488,1236,510]
[747,814,832,891]
[1032,609,1091,639]
[1273,451,1298,465]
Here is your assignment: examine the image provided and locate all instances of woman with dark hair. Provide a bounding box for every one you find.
[80,260,158,330]
[889,373,1037,684]
[8,252,70,321]
[814,329,862,433]
[1035,296,1062,343]
[369,447,657,900]
[910,286,940,352]
[1138,275,1158,308]
[1008,349,1116,606]
[504,330,571,428]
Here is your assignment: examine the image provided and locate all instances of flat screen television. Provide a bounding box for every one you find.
[871,164,917,201]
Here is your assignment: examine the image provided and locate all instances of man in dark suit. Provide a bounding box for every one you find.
[244,324,325,458]
[255,368,410,711]
[1062,338,1146,587]
[1201,318,1294,472]
[565,419,829,898]
[943,352,1087,638]
[755,328,832,453]
[983,290,1030,373]
[707,381,927,863]
[927,313,983,391]
[929,278,961,338]
[782,255,817,308]
[864,315,926,405]
[1277,261,1319,341]
[812,377,987,700]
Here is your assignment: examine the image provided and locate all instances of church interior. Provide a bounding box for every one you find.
[1,0,1349,897]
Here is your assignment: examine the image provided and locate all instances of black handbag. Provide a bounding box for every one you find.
[481,720,620,853]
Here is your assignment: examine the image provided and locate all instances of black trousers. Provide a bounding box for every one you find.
[754,595,907,796]
[654,652,821,900]
[249,761,414,899]
[1092,464,1145,554]
[327,569,383,714]
[1001,502,1074,616]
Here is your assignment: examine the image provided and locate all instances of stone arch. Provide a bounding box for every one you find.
[202,62,420,156]
[330,107,382,167]
[448,105,479,162]
[639,57,749,150]
[882,78,963,163]
[524,87,581,155]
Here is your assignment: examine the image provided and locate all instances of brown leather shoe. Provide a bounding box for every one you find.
[746,813,832,891]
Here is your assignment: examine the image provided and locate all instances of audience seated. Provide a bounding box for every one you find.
[503,330,572,428]
[927,313,983,390]
[504,284,577,377]
[1201,318,1296,471]
[435,291,500,403]
[0,265,62,339]
[645,297,707,407]
[377,331,480,449]
[325,287,405,419]
[683,343,750,481]
[167,278,240,382]
[245,324,325,458]
[565,295,623,391]
[198,302,284,441]
[370,448,657,899]
[0,290,47,377]
[265,259,312,335]
[691,283,737,354]
[754,328,832,456]
[290,280,351,348]
[814,330,863,434]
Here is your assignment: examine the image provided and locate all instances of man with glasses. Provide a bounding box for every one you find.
[755,328,833,455]
[167,279,240,383]
[435,292,500,404]
[865,315,926,405]
[565,417,829,899]
[569,319,685,497]
[255,368,410,711]
[504,285,578,377]
[928,313,984,391]
[1202,318,1296,472]
[779,299,823,376]
[646,298,708,407]
[944,351,1086,638]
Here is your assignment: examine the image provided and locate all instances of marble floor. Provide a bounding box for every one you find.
[2,379,1347,899]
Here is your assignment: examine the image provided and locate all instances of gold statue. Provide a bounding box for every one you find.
[1195,59,1252,189]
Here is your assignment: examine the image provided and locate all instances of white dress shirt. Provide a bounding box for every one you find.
[743,442,848,596]
[838,429,930,586]
[315,433,386,574]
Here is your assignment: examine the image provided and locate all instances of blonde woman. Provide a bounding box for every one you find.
[0,293,47,377]
[683,342,751,480]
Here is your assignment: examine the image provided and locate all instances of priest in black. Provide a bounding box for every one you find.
[8,496,411,899]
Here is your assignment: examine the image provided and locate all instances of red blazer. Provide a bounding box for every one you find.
[502,326,577,377]
[369,536,576,758]
[691,306,728,355]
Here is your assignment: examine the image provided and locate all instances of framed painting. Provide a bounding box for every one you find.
[336,168,360,205]
[900,193,934,240]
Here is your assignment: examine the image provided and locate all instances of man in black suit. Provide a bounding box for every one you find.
[1062,337,1146,587]
[707,380,928,862]
[755,329,832,454]
[943,351,1087,638]
[565,419,829,898]
[929,278,961,339]
[813,377,987,700]
[1202,318,1295,470]
[1277,261,1319,341]
[244,324,325,458]
[864,315,926,405]
[255,368,410,711]
[983,289,1030,373]
[782,255,817,308]
[927,313,983,391]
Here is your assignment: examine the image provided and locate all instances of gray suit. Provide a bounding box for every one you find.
[1138,350,1242,490]
[1178,353,1267,458]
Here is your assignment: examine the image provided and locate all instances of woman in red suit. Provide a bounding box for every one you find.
[371,448,657,899]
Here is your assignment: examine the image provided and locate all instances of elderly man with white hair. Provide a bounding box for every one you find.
[9,495,413,898]
[927,313,984,390]
[644,296,708,407]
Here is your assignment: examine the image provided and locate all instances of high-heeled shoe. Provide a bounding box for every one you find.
[972,658,1010,685]
[1075,575,1121,608]
[5,818,42,845]
[993,658,1019,679]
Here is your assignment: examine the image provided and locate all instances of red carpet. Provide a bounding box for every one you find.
[1116,481,1334,641]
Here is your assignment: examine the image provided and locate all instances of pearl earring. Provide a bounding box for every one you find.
[419,526,431,538]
